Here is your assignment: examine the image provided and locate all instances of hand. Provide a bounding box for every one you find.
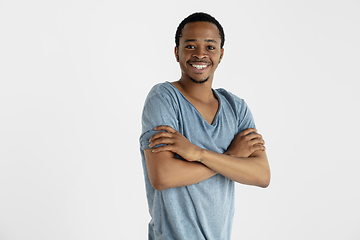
[225,128,265,158]
[148,125,203,162]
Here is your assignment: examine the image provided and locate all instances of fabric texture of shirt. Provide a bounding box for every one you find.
[139,81,255,240]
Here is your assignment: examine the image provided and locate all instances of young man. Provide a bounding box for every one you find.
[139,12,270,240]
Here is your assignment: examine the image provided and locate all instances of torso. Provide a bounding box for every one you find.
[140,81,255,239]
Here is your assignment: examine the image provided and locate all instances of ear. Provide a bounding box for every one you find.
[219,48,224,63]
[174,46,179,62]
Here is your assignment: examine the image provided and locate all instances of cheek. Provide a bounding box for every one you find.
[179,61,188,71]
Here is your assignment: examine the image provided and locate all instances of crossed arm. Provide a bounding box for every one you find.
[144,125,270,191]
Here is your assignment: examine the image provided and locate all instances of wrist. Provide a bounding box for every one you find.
[196,148,207,163]
[223,150,234,157]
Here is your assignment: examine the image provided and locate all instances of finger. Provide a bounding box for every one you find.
[154,125,177,133]
[151,144,177,153]
[240,128,257,136]
[149,131,174,142]
[149,137,174,148]
[251,144,266,152]
[245,132,262,141]
[249,138,265,146]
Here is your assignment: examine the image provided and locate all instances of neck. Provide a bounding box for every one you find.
[174,75,216,103]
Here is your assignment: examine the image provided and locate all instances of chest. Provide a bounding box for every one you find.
[190,100,219,125]
[176,99,238,154]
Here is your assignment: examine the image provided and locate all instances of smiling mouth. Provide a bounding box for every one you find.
[189,62,211,70]
[191,64,208,69]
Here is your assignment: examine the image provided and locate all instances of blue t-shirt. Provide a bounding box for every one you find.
[139,82,255,240]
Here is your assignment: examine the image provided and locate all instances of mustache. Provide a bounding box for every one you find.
[187,60,212,64]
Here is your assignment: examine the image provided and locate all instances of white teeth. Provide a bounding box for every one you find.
[192,64,208,69]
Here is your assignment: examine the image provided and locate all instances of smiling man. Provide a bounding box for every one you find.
[139,12,270,240]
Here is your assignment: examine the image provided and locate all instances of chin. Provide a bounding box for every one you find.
[190,76,210,84]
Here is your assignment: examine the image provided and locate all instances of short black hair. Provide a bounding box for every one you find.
[175,12,225,48]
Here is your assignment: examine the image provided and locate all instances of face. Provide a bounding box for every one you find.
[175,21,224,84]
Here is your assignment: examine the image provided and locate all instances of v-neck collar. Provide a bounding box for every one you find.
[166,81,221,126]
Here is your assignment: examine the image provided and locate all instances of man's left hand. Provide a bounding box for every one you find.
[149,125,203,162]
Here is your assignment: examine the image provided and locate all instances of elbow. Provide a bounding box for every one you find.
[258,170,271,188]
[149,172,170,191]
[147,163,170,191]
[151,179,167,191]
[259,178,270,188]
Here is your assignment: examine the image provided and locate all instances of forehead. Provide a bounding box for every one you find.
[180,22,221,43]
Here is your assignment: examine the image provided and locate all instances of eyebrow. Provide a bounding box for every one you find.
[205,39,217,43]
[184,39,217,44]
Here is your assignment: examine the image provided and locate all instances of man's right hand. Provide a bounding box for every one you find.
[224,128,265,158]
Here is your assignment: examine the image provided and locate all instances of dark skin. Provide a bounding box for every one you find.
[173,21,224,125]
[144,22,270,191]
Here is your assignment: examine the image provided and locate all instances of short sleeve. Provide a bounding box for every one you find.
[237,99,256,133]
[139,86,179,151]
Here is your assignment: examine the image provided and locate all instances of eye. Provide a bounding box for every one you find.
[185,45,195,49]
[207,46,215,50]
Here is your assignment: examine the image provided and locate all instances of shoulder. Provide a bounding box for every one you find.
[141,82,181,135]
[143,82,180,111]
[147,82,175,98]
[215,88,247,110]
[215,88,254,128]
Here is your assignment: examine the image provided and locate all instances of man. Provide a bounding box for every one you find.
[139,12,270,240]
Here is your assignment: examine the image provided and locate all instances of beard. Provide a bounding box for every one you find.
[189,76,210,84]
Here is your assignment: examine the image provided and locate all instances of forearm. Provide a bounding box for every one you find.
[159,158,216,190]
[146,125,270,189]
[144,149,217,191]
[199,149,270,188]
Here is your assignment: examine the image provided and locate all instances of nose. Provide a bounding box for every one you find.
[192,47,207,59]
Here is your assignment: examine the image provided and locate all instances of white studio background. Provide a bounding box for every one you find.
[0,0,359,239]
